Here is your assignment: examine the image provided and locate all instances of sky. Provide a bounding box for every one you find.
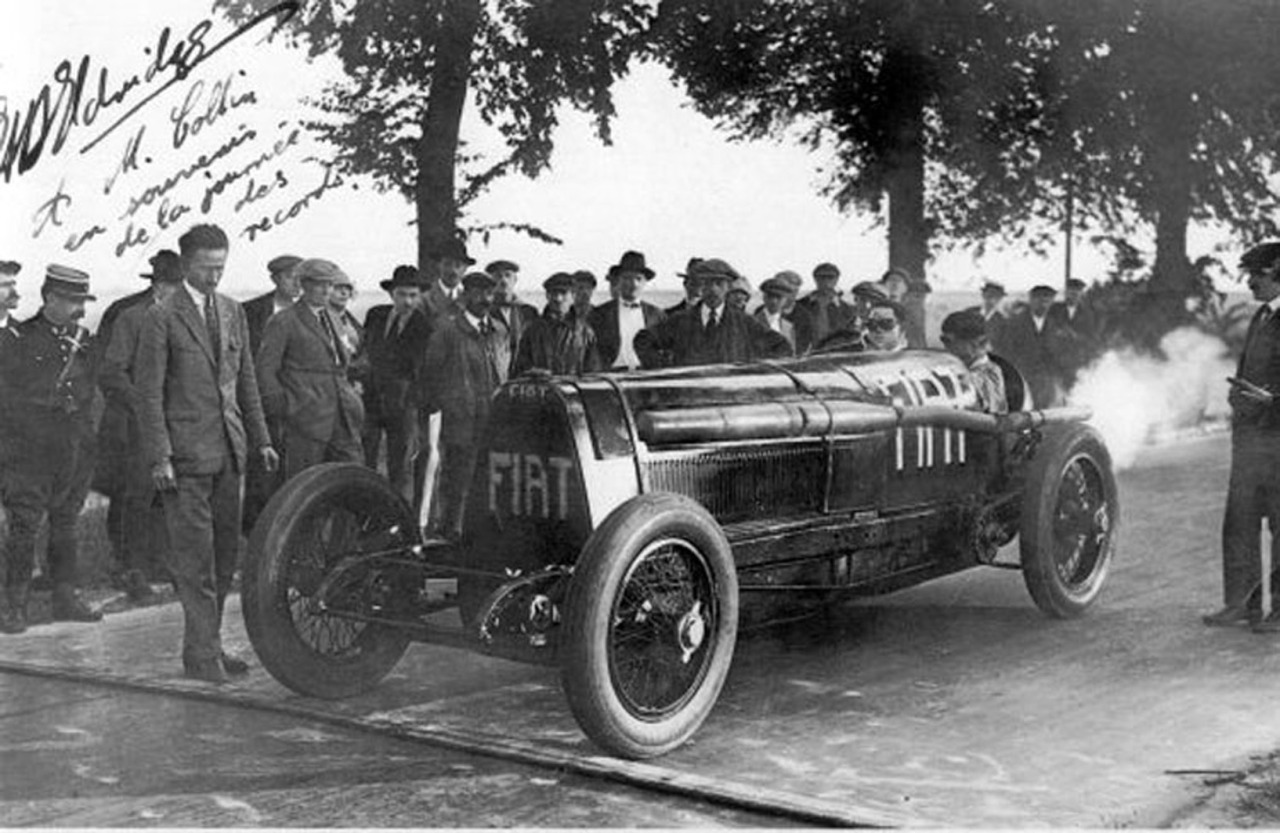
[0,0,1241,315]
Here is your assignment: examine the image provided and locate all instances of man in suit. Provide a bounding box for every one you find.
[423,239,474,320]
[966,281,1009,356]
[422,271,511,540]
[137,224,277,682]
[570,270,598,321]
[362,266,433,506]
[1206,242,1280,632]
[791,262,856,354]
[513,272,603,376]
[488,259,539,367]
[589,251,666,370]
[1048,277,1101,389]
[243,255,303,355]
[0,265,101,634]
[752,274,796,349]
[1001,284,1068,409]
[240,253,301,533]
[636,258,791,368]
[257,259,365,483]
[665,258,704,315]
[96,250,184,603]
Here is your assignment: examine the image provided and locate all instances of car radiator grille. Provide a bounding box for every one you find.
[643,444,826,523]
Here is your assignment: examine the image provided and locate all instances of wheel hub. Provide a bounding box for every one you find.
[677,601,706,664]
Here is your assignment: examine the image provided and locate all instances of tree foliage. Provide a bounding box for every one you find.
[215,0,655,270]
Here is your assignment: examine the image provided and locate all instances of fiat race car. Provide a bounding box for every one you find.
[242,347,1118,759]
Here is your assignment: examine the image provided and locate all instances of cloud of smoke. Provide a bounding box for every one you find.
[1068,327,1232,469]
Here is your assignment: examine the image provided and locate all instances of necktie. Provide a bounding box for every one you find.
[319,309,343,364]
[385,310,399,338]
[204,294,221,365]
[704,309,718,336]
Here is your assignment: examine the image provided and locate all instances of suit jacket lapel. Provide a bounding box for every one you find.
[174,286,216,367]
[299,304,342,364]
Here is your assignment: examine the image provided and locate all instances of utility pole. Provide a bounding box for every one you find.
[1063,173,1075,291]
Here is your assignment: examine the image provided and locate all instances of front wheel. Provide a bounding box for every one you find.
[1020,424,1119,618]
[560,493,738,759]
[243,463,414,699]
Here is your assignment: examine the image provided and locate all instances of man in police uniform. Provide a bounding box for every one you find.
[0,265,102,633]
[0,261,21,337]
[1206,242,1280,632]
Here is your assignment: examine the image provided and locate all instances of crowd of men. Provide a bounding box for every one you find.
[0,222,1110,682]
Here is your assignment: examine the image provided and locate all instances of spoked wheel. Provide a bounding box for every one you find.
[561,493,737,759]
[1020,424,1118,618]
[244,464,414,698]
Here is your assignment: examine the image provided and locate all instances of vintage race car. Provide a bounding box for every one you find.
[242,348,1118,759]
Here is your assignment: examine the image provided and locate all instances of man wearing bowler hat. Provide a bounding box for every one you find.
[422,271,511,539]
[137,223,278,682]
[257,259,366,483]
[362,265,434,505]
[0,264,101,633]
[666,258,704,315]
[425,239,476,320]
[96,251,186,603]
[513,271,603,376]
[589,250,666,370]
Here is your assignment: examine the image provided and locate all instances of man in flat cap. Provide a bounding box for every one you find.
[240,253,301,532]
[666,258,704,315]
[792,262,856,354]
[424,239,475,321]
[244,255,303,356]
[487,259,538,369]
[422,271,511,540]
[257,259,365,484]
[513,272,603,376]
[1001,284,1068,409]
[362,265,433,506]
[941,310,1008,415]
[1207,242,1280,631]
[96,251,186,603]
[0,264,101,633]
[636,258,791,368]
[570,270,598,321]
[1048,277,1100,388]
[589,251,666,370]
[0,261,22,341]
[754,274,797,348]
[137,223,277,682]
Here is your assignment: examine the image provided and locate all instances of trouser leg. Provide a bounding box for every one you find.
[282,429,327,483]
[164,472,223,664]
[2,476,46,590]
[211,464,242,629]
[438,442,478,540]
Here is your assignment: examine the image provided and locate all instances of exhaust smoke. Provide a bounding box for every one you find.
[1068,327,1232,469]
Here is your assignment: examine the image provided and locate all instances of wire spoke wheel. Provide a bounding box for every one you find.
[609,538,717,720]
[244,464,414,699]
[1020,425,1119,618]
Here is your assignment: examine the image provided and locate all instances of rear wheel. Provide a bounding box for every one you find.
[561,493,738,759]
[1020,424,1118,618]
[244,463,413,698]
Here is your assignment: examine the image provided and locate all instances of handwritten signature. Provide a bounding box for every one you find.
[0,1,298,183]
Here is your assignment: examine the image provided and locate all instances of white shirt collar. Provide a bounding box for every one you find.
[1265,297,1280,315]
[701,303,724,325]
[464,310,486,331]
[184,282,211,317]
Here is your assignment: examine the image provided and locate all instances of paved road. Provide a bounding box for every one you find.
[1,433,1273,827]
[0,674,786,827]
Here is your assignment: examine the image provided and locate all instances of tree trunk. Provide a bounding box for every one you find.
[416,0,483,283]
[882,48,930,348]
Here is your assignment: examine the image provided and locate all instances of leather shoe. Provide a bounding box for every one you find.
[1202,606,1255,627]
[51,587,103,623]
[221,652,250,676]
[1253,613,1280,634]
[183,658,229,684]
